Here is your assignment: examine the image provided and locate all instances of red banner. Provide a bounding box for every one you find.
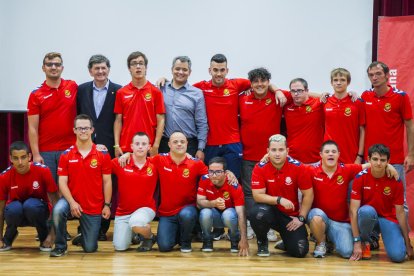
[378,15,414,230]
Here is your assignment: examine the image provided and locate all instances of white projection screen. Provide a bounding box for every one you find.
[0,0,373,111]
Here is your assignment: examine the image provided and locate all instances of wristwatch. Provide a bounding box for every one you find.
[104,202,112,208]
[353,236,361,243]
[298,215,306,223]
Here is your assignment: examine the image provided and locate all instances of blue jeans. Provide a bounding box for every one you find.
[41,150,63,184]
[358,205,406,262]
[307,208,353,258]
[204,143,243,178]
[199,207,240,242]
[157,206,197,252]
[53,198,101,253]
[3,198,49,245]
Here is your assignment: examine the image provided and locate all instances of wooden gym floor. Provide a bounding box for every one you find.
[0,220,413,275]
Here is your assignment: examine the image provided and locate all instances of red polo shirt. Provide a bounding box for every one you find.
[362,86,412,164]
[114,81,165,152]
[0,163,57,205]
[152,153,208,216]
[351,168,404,223]
[324,96,365,164]
[194,79,251,145]
[284,97,324,163]
[57,144,111,215]
[251,158,312,216]
[239,90,285,161]
[112,158,158,216]
[310,163,362,222]
[197,176,245,208]
[27,79,78,151]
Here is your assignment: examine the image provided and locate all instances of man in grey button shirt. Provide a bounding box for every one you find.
[159,56,208,160]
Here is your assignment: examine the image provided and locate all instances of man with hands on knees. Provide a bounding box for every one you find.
[349,144,413,263]
[50,114,112,257]
[197,157,249,256]
[250,134,313,257]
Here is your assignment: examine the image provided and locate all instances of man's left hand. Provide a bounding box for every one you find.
[102,206,111,219]
[286,216,303,231]
[404,155,414,173]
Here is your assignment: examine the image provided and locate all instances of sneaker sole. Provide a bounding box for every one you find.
[230,249,239,253]
[39,247,53,252]
[257,252,270,257]
[313,253,326,258]
[180,249,192,253]
[201,248,213,252]
[50,250,67,257]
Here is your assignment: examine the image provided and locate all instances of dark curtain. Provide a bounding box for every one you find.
[1,0,414,169]
[372,0,414,60]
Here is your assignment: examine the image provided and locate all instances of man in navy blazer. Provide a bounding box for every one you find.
[76,54,121,241]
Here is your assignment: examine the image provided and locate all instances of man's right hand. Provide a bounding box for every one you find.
[155,77,168,87]
[118,152,131,168]
[33,153,44,164]
[349,242,362,261]
[279,197,294,210]
[115,147,124,158]
[69,201,83,218]
[214,198,226,210]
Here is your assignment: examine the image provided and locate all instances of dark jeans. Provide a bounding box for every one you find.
[159,136,199,157]
[3,198,49,245]
[250,203,309,258]
[53,198,101,253]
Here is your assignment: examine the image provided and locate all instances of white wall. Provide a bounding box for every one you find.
[0,0,373,111]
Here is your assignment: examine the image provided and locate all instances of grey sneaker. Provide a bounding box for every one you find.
[267,229,278,242]
[314,242,327,258]
[246,220,255,240]
[0,230,19,252]
[274,240,286,251]
[137,235,156,252]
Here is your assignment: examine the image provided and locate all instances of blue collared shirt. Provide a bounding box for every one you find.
[161,81,208,149]
[92,80,109,117]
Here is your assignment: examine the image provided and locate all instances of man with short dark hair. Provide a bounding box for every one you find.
[76,54,122,241]
[114,51,165,157]
[27,52,78,183]
[349,144,413,262]
[0,141,59,252]
[250,134,313,257]
[50,114,112,257]
[197,157,248,256]
[159,56,207,159]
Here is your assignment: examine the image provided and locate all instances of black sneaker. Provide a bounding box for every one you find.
[137,235,156,252]
[230,240,239,253]
[50,248,67,257]
[66,231,72,241]
[257,240,270,257]
[72,233,82,246]
[98,232,107,241]
[132,233,142,245]
[201,240,213,252]
[274,240,287,251]
[370,235,380,250]
[180,241,192,253]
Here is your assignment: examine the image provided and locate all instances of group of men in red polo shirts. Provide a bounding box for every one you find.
[0,50,413,262]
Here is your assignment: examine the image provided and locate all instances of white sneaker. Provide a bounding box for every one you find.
[267,229,278,242]
[314,242,327,258]
[246,220,255,240]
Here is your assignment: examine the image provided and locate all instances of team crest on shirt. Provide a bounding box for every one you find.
[344,107,352,116]
[337,175,344,185]
[305,105,312,113]
[90,159,98,168]
[383,186,391,196]
[147,167,153,176]
[223,89,230,96]
[384,103,391,112]
[182,168,190,178]
[265,98,272,105]
[32,181,40,190]
[223,191,230,200]
[64,90,71,98]
[144,93,152,101]
[285,176,293,185]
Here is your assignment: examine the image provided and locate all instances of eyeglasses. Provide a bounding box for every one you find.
[208,170,225,176]
[290,89,305,95]
[129,62,146,68]
[75,127,92,132]
[44,62,62,68]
